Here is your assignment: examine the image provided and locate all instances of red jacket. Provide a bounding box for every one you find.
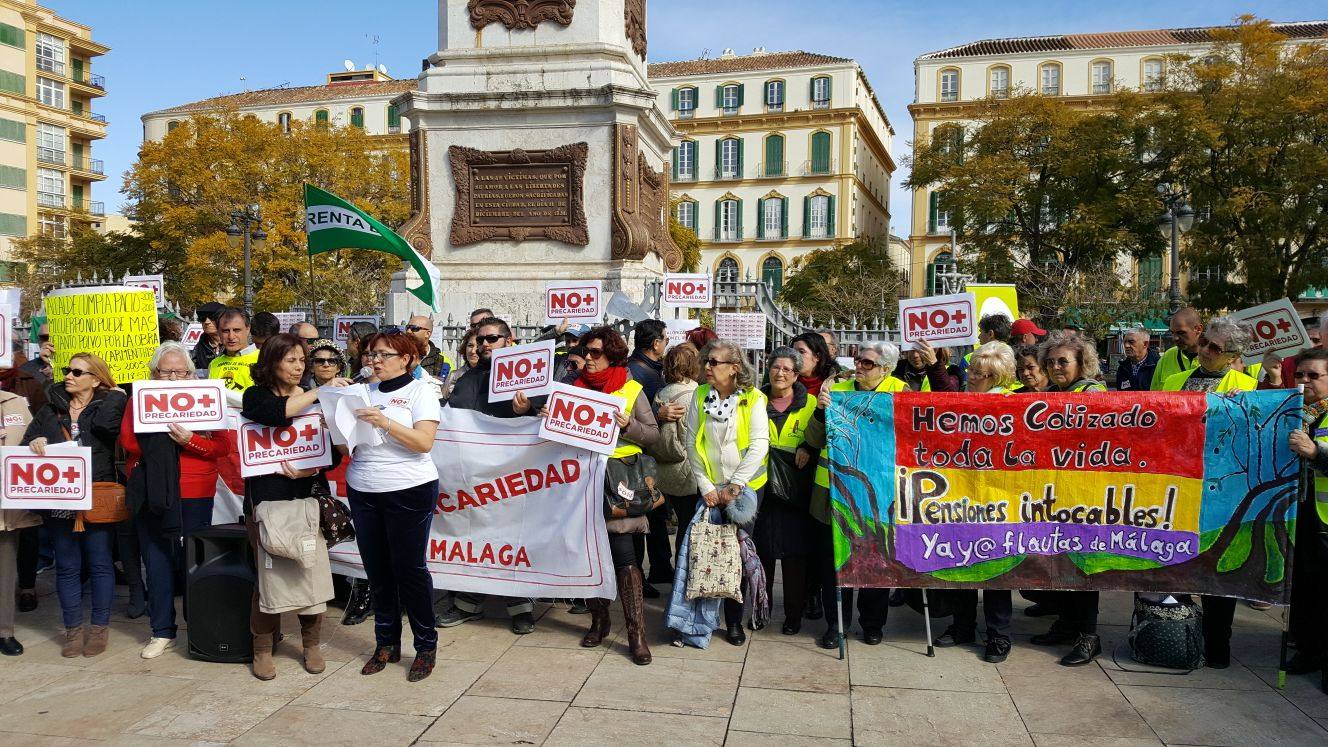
[119,403,231,500]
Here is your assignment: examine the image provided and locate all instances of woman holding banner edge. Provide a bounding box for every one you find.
[343,329,442,682]
[241,334,350,681]
[22,352,126,659]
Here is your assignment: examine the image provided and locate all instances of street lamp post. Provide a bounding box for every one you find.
[226,208,266,317]
[1156,186,1195,317]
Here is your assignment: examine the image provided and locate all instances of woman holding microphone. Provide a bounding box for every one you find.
[343,329,442,682]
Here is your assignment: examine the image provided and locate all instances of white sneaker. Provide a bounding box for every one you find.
[141,637,176,659]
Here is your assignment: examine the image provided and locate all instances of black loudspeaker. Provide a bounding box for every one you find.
[186,523,254,663]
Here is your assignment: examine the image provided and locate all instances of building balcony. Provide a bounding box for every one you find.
[812,99,831,110]
[802,230,835,240]
[801,160,837,176]
[757,232,788,241]
[70,156,105,176]
[712,231,743,243]
[757,162,787,178]
[71,198,105,216]
[673,171,698,183]
[713,168,743,181]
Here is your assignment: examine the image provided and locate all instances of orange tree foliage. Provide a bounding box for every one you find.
[121,110,410,314]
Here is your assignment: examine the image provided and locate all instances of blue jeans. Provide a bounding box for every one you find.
[348,480,438,652]
[180,499,214,537]
[47,517,115,629]
[136,510,179,639]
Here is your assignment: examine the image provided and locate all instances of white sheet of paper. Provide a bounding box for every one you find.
[316,384,371,446]
[333,390,384,453]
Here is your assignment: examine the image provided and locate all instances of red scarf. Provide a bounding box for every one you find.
[798,375,824,396]
[575,365,630,394]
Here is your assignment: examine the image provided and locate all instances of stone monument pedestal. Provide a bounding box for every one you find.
[390,0,679,326]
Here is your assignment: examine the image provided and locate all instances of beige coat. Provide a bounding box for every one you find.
[253,498,332,615]
[650,380,699,496]
[0,391,38,532]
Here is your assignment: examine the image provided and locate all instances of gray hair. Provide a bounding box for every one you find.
[768,346,802,374]
[859,340,900,373]
[970,341,1017,389]
[1037,331,1101,381]
[149,341,193,374]
[710,339,756,391]
[1122,327,1150,344]
[1205,315,1253,356]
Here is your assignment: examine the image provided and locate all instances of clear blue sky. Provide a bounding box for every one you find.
[55,0,1325,234]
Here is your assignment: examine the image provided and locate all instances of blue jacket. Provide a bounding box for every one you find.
[1115,348,1159,392]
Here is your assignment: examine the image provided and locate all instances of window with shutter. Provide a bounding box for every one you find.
[808,196,829,238]
[761,198,783,239]
[1040,64,1061,95]
[0,71,24,97]
[1143,59,1164,92]
[939,69,959,102]
[0,118,24,143]
[315,109,329,126]
[811,76,831,108]
[387,104,400,132]
[678,87,696,117]
[721,85,740,114]
[720,139,740,179]
[0,23,23,49]
[278,112,292,133]
[719,199,741,241]
[1091,61,1112,94]
[764,134,784,177]
[350,107,364,128]
[762,256,784,292]
[0,165,25,190]
[0,213,26,237]
[765,80,784,112]
[676,201,696,230]
[810,132,831,174]
[989,66,1010,98]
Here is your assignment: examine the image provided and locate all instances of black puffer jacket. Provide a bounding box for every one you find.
[22,383,127,483]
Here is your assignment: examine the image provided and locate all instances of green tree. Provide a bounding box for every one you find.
[668,200,702,272]
[1153,18,1328,310]
[778,237,901,324]
[118,110,410,314]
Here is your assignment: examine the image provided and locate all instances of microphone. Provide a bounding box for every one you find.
[352,365,373,383]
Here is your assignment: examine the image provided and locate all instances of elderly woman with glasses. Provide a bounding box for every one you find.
[22,353,126,659]
[1028,332,1108,666]
[803,340,906,649]
[307,340,347,387]
[118,342,234,659]
[1157,316,1257,668]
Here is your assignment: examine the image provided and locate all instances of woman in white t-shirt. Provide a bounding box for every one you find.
[344,330,442,682]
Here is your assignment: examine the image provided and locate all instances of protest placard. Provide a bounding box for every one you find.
[272,311,306,331]
[545,281,602,323]
[333,315,378,344]
[826,389,1302,604]
[132,379,228,433]
[236,411,332,477]
[664,319,694,349]
[538,382,622,456]
[662,273,712,308]
[489,339,556,402]
[44,286,159,384]
[181,323,204,350]
[123,274,165,306]
[716,313,767,350]
[1232,298,1312,364]
[898,292,979,349]
[0,443,92,511]
[968,283,1020,323]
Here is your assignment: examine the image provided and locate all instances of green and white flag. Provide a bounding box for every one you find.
[303,184,442,312]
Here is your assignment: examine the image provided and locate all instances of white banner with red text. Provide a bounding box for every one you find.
[328,408,616,600]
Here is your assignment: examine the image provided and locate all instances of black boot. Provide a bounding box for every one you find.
[1060,634,1101,666]
[341,579,372,626]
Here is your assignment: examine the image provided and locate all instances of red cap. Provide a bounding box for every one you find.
[1011,319,1047,337]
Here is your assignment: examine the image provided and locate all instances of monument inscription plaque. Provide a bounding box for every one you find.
[449,143,589,246]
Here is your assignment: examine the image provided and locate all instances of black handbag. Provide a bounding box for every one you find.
[311,480,356,547]
[765,447,813,509]
[604,453,663,518]
[1127,595,1205,670]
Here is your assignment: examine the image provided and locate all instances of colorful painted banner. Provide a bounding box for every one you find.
[328,408,616,599]
[44,286,159,384]
[827,390,1302,604]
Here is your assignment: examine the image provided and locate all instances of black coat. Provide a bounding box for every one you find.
[22,383,127,482]
[445,360,544,418]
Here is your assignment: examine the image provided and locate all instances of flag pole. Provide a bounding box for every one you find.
[308,252,318,326]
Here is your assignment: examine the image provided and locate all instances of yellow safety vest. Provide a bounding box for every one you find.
[1311,411,1328,525]
[693,384,768,490]
[1151,346,1199,391]
[769,391,817,452]
[608,379,645,459]
[814,376,907,489]
[209,349,259,392]
[1160,368,1257,393]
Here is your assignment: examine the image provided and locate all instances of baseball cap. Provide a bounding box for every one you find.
[1011,319,1047,337]
[563,323,592,339]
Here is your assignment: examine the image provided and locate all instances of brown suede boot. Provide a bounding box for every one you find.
[61,626,83,658]
[618,566,652,665]
[580,598,612,648]
[299,614,325,674]
[251,632,276,680]
[83,625,108,657]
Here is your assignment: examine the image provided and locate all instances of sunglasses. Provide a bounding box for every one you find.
[854,358,878,369]
[705,358,733,368]
[477,334,504,344]
[62,367,90,377]
[1199,337,1238,356]
[311,357,341,366]
[405,324,427,333]
[377,326,408,336]
[1295,370,1325,381]
[585,347,607,360]
[301,337,319,345]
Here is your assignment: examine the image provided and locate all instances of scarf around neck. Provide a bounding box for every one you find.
[797,375,823,396]
[575,365,629,394]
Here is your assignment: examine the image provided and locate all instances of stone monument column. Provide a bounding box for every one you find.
[390,0,680,325]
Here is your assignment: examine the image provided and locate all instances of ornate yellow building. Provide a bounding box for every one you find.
[0,0,108,280]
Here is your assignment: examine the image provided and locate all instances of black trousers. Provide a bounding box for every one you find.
[1200,595,1237,659]
[812,519,887,631]
[348,480,439,652]
[950,589,1012,639]
[643,502,674,581]
[16,525,38,589]
[667,493,701,564]
[1058,591,1099,634]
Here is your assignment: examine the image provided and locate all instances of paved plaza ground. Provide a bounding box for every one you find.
[1,575,1326,746]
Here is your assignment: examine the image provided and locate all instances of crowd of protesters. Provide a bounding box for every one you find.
[0,301,1324,696]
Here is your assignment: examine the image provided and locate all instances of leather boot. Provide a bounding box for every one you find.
[83,625,108,657]
[61,626,83,658]
[251,632,276,681]
[580,598,612,648]
[617,565,651,665]
[299,614,325,674]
